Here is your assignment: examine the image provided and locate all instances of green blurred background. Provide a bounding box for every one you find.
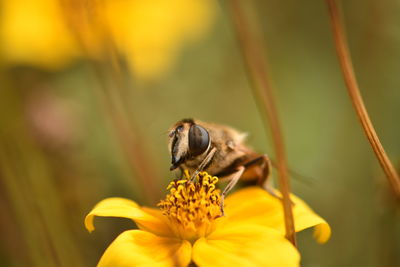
[1,0,399,266]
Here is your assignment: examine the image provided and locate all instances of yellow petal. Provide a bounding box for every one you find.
[193,224,300,267]
[85,197,173,237]
[224,187,331,243]
[98,230,192,267]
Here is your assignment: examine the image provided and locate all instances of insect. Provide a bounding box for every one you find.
[168,118,274,215]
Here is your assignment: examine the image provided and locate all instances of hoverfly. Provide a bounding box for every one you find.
[168,118,274,214]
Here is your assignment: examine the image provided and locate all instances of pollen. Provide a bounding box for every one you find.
[158,171,222,240]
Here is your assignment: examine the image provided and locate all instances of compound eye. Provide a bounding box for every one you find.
[188,125,210,156]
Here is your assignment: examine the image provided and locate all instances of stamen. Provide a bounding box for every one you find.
[158,172,222,239]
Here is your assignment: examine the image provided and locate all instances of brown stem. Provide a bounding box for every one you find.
[92,63,163,205]
[226,0,297,245]
[326,0,400,197]
[61,2,162,204]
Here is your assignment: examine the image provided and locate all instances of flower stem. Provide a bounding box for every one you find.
[326,0,400,197]
[226,0,297,246]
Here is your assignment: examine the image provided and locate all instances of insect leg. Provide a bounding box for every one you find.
[190,147,217,182]
[219,166,245,216]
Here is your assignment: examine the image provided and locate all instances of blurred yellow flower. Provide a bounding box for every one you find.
[0,0,79,69]
[85,172,331,267]
[0,0,216,79]
[104,0,216,79]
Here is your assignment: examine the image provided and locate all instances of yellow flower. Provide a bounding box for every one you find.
[104,0,216,79]
[0,0,79,69]
[0,0,216,79]
[85,172,331,267]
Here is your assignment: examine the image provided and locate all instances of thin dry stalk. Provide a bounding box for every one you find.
[226,0,296,245]
[93,63,163,205]
[326,0,400,197]
[61,2,162,204]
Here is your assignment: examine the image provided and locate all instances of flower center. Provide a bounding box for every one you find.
[157,171,222,240]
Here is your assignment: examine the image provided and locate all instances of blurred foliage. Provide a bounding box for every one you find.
[0,0,400,267]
